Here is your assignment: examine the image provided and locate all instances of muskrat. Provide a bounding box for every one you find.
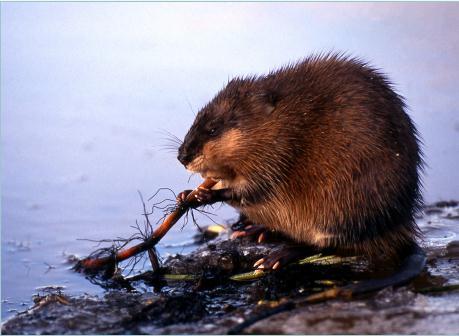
[177,53,425,291]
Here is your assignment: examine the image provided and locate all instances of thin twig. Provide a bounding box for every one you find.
[74,178,217,275]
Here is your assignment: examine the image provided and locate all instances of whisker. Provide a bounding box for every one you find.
[187,173,196,183]
[158,145,179,150]
[159,137,182,145]
[185,98,196,116]
[157,129,183,144]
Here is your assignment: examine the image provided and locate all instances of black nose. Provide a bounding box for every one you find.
[177,151,190,166]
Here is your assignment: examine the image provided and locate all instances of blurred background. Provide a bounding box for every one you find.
[2,2,458,319]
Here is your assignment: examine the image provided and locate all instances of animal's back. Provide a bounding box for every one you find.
[240,55,423,259]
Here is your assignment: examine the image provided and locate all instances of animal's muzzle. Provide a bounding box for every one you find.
[177,151,192,166]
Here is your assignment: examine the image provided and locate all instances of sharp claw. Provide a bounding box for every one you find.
[272,261,281,270]
[253,258,265,268]
[257,232,266,243]
[231,231,245,240]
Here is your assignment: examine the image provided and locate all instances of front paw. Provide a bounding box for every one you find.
[176,190,193,203]
[176,187,217,208]
[194,187,215,204]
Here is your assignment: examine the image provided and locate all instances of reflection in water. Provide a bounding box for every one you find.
[2,3,459,320]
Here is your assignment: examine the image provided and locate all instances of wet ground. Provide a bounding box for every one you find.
[3,201,459,334]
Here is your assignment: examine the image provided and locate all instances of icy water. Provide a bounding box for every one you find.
[2,3,459,320]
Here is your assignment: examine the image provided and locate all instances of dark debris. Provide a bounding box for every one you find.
[3,202,459,334]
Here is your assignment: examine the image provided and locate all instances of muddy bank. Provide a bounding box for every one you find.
[3,202,459,334]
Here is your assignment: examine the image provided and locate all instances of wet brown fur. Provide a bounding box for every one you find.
[178,53,424,261]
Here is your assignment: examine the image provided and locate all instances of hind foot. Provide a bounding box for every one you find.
[230,215,268,243]
[231,224,268,243]
[253,246,311,270]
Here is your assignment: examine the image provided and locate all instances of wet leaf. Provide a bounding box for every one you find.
[297,254,335,264]
[163,274,198,281]
[229,269,267,281]
[297,254,357,265]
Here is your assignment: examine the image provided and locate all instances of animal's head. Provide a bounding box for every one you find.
[177,78,280,187]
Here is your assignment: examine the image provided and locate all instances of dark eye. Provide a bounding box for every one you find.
[209,128,216,136]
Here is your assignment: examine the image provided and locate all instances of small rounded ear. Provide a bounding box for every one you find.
[253,89,279,114]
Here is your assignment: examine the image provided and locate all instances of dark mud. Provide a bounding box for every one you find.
[3,203,459,334]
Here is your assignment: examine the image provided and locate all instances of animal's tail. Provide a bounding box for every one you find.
[227,244,426,334]
[308,243,426,301]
